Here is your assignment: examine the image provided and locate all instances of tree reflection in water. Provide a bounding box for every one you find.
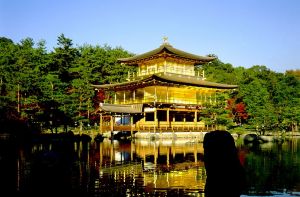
[241,138,300,196]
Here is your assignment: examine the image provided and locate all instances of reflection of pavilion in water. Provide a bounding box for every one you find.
[92,139,204,166]
[136,139,206,193]
[89,139,206,193]
[15,139,208,195]
[14,138,300,195]
[135,138,204,166]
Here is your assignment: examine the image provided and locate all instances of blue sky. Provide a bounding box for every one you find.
[1,0,299,73]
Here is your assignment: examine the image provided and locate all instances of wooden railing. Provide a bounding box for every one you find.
[135,121,208,132]
[99,121,215,133]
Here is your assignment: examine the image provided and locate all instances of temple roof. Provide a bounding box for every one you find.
[118,43,215,65]
[92,72,238,90]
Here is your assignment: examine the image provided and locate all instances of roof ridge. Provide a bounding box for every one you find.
[118,43,215,64]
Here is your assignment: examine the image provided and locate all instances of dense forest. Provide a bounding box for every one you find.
[0,34,299,135]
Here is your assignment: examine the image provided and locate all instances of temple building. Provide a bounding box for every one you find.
[92,39,237,138]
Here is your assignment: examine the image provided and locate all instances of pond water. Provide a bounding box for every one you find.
[1,135,300,196]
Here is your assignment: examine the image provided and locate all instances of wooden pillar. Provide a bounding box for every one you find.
[99,113,103,134]
[167,109,170,128]
[194,111,197,128]
[154,86,157,103]
[114,92,117,104]
[133,90,136,102]
[154,144,157,165]
[166,87,169,102]
[110,115,114,132]
[194,144,198,163]
[154,109,157,133]
[143,147,146,163]
[167,147,170,167]
[172,142,176,158]
[183,114,186,131]
[123,91,126,104]
[130,115,133,138]
[172,115,175,133]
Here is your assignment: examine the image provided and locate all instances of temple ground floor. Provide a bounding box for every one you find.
[97,104,226,139]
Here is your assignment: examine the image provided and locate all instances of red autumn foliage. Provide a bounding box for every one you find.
[235,103,248,120]
[226,98,248,124]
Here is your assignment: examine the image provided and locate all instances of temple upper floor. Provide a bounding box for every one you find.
[118,41,215,78]
[136,58,199,77]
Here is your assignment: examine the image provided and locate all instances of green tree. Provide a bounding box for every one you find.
[273,73,300,131]
[239,78,276,134]
[47,33,79,82]
[0,37,18,121]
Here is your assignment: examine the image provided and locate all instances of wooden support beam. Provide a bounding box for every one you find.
[154,108,157,133]
[110,115,114,132]
[194,111,197,127]
[123,91,126,104]
[100,113,103,134]
[130,115,133,138]
[167,108,170,128]
[133,90,135,102]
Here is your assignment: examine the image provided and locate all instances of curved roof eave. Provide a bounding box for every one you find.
[118,43,215,64]
[154,73,238,89]
[92,73,238,90]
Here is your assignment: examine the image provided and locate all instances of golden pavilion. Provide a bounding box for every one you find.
[92,39,237,138]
